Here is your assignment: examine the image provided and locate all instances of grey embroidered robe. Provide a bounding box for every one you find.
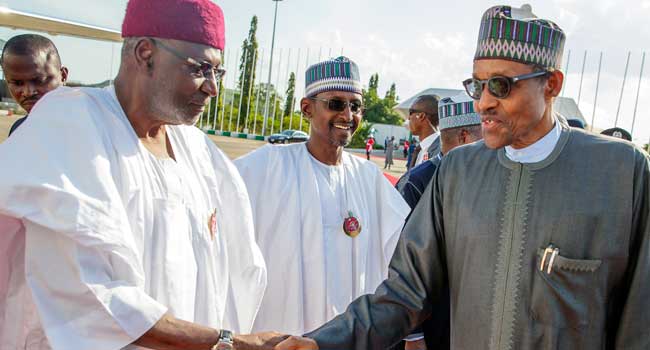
[306,124,650,350]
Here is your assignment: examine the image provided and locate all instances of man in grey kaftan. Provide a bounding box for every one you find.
[305,124,650,349]
[275,5,650,350]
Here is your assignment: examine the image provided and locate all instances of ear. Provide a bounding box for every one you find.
[459,129,470,144]
[545,70,564,99]
[134,38,156,72]
[60,66,69,84]
[300,97,313,119]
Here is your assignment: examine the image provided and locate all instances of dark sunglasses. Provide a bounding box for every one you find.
[408,108,430,116]
[310,97,364,114]
[151,38,226,82]
[462,71,549,100]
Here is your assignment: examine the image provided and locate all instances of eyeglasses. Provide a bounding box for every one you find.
[462,71,549,100]
[310,97,364,114]
[151,38,226,82]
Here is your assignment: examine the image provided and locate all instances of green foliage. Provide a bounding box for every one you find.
[237,16,259,119]
[200,54,403,138]
[385,83,398,105]
[283,72,296,117]
[362,74,402,125]
[207,83,310,135]
[368,73,379,94]
[348,121,374,149]
[271,112,311,134]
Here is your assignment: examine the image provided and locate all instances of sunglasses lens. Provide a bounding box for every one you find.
[327,99,347,112]
[350,101,363,113]
[488,77,510,98]
[464,79,482,100]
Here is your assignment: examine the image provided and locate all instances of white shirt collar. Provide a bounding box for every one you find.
[419,132,440,151]
[505,120,561,163]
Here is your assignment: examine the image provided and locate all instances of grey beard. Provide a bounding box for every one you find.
[328,135,351,147]
[148,81,191,125]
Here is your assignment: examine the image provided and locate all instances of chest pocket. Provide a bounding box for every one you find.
[530,248,604,330]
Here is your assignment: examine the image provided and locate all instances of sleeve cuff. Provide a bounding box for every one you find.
[404,332,425,341]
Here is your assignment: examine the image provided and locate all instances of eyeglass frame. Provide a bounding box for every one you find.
[462,70,550,100]
[309,97,365,114]
[150,38,226,82]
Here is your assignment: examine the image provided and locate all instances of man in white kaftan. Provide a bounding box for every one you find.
[236,56,410,335]
[0,1,280,349]
[0,86,265,349]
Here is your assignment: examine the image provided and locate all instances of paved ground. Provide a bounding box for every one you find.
[1,115,408,178]
[0,115,20,144]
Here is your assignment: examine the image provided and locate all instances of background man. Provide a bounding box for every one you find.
[384,135,395,169]
[236,56,409,337]
[396,93,482,350]
[407,94,440,168]
[1,34,68,136]
[398,94,483,210]
[365,135,375,160]
[601,126,632,141]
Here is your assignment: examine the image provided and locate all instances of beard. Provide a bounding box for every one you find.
[328,135,351,147]
[148,79,200,125]
[327,123,358,147]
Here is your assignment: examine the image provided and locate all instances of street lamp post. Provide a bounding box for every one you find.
[261,0,284,137]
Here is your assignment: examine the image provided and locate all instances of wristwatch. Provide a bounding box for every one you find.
[211,329,234,350]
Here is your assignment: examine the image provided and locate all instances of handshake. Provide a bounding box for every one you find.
[234,332,319,350]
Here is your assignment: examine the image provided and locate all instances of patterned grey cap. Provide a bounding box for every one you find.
[438,94,481,131]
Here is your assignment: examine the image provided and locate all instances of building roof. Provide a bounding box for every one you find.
[0,7,121,43]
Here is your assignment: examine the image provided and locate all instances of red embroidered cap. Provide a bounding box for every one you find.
[122,0,225,50]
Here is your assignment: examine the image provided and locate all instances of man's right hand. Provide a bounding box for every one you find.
[233,332,289,350]
[275,336,319,349]
[405,339,427,350]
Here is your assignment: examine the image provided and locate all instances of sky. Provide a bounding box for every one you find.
[1,0,649,144]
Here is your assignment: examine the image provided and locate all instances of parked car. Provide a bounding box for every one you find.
[268,129,309,144]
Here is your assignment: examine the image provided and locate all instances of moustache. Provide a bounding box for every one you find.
[21,97,40,105]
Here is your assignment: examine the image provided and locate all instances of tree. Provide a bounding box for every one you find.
[362,73,402,125]
[282,72,296,118]
[384,83,397,106]
[237,16,259,120]
[349,121,374,149]
[368,73,379,96]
